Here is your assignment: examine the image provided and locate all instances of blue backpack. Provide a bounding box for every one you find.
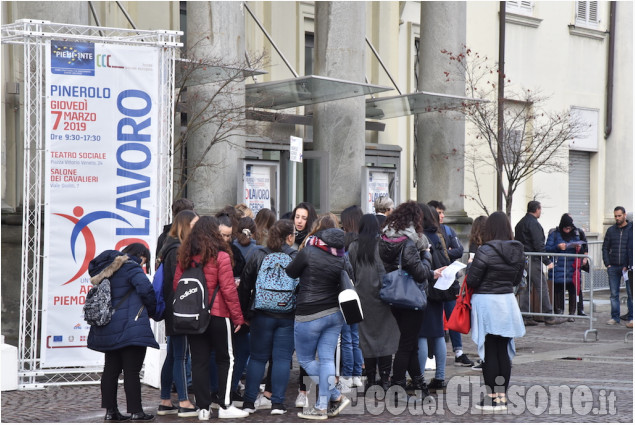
[151,263,166,321]
[254,252,299,313]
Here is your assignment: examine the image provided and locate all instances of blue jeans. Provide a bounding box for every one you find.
[443,300,462,352]
[160,335,189,401]
[607,266,624,322]
[295,311,344,410]
[340,323,363,377]
[231,331,250,392]
[243,314,295,405]
[418,336,446,380]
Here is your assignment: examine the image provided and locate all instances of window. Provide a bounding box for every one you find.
[568,151,591,233]
[506,1,533,15]
[503,129,523,165]
[576,1,599,27]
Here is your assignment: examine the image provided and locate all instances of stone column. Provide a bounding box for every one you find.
[313,2,366,214]
[416,2,470,227]
[185,2,246,215]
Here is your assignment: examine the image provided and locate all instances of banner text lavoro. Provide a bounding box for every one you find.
[42,41,160,367]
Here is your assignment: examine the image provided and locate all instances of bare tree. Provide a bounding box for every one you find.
[442,47,590,218]
[173,40,267,198]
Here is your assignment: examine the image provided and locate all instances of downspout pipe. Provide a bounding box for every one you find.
[497,2,506,212]
[605,1,616,138]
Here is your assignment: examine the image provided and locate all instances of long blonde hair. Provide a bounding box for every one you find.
[299,212,340,250]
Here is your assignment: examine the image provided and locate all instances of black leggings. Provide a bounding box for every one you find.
[391,307,424,382]
[364,355,392,380]
[482,334,511,394]
[101,345,147,413]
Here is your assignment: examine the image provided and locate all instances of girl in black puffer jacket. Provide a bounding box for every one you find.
[466,212,526,412]
[378,201,442,399]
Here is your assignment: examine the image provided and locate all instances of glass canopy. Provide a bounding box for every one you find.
[366,91,487,120]
[175,58,266,87]
[246,75,392,110]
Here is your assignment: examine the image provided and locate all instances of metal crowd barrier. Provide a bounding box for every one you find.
[520,252,598,342]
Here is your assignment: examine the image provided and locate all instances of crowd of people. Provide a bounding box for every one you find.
[86,197,632,420]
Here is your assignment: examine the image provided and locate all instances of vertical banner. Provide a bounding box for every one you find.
[42,41,161,367]
[243,164,271,214]
[367,171,391,214]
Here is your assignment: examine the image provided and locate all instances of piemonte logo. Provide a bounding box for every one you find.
[51,41,95,76]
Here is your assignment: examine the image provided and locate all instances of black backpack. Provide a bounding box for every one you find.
[172,261,219,334]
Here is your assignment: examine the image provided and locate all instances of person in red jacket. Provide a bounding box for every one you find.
[174,216,247,420]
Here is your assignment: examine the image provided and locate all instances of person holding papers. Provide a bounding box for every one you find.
[545,213,589,319]
[418,205,453,395]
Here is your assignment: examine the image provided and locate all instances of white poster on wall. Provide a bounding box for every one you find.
[367,171,391,214]
[243,164,271,214]
[41,41,161,367]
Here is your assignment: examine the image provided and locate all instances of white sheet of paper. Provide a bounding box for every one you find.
[434,261,467,290]
[623,270,629,282]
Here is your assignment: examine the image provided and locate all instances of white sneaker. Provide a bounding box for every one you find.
[352,376,364,388]
[337,377,352,393]
[295,391,308,408]
[218,404,249,419]
[607,319,619,325]
[197,409,210,420]
[254,393,272,410]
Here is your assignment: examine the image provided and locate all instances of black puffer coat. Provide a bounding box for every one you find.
[466,240,525,294]
[378,236,433,284]
[159,236,180,336]
[286,228,354,316]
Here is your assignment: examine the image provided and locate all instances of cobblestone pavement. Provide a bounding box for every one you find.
[2,299,632,423]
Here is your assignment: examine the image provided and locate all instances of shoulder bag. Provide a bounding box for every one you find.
[446,276,472,334]
[379,249,427,310]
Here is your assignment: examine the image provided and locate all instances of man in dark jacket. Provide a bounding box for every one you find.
[602,206,633,325]
[514,201,562,326]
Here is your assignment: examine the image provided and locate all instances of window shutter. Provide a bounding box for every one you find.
[577,1,587,21]
[589,1,598,22]
[568,151,591,233]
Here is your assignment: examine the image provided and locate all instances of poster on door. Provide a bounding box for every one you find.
[41,41,161,367]
[243,164,271,214]
[367,171,391,214]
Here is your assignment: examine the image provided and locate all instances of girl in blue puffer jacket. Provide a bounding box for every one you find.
[87,245,158,422]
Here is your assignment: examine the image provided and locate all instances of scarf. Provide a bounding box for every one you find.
[306,235,345,257]
[383,224,429,251]
[294,228,308,247]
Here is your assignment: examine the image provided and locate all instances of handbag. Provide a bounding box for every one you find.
[379,249,427,310]
[446,276,472,334]
[339,270,364,324]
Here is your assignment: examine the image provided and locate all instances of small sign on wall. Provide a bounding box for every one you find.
[290,136,303,162]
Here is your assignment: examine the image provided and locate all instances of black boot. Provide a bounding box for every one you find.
[104,408,131,422]
[379,371,391,394]
[411,374,430,399]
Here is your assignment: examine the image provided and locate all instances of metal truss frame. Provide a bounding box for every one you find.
[1,19,181,389]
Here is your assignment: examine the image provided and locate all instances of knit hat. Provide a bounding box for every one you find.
[559,214,574,230]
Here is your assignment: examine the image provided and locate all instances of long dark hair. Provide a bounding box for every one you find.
[482,211,513,242]
[266,219,295,252]
[178,216,229,269]
[355,214,379,265]
[383,200,423,234]
[420,203,439,232]
[469,215,487,248]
